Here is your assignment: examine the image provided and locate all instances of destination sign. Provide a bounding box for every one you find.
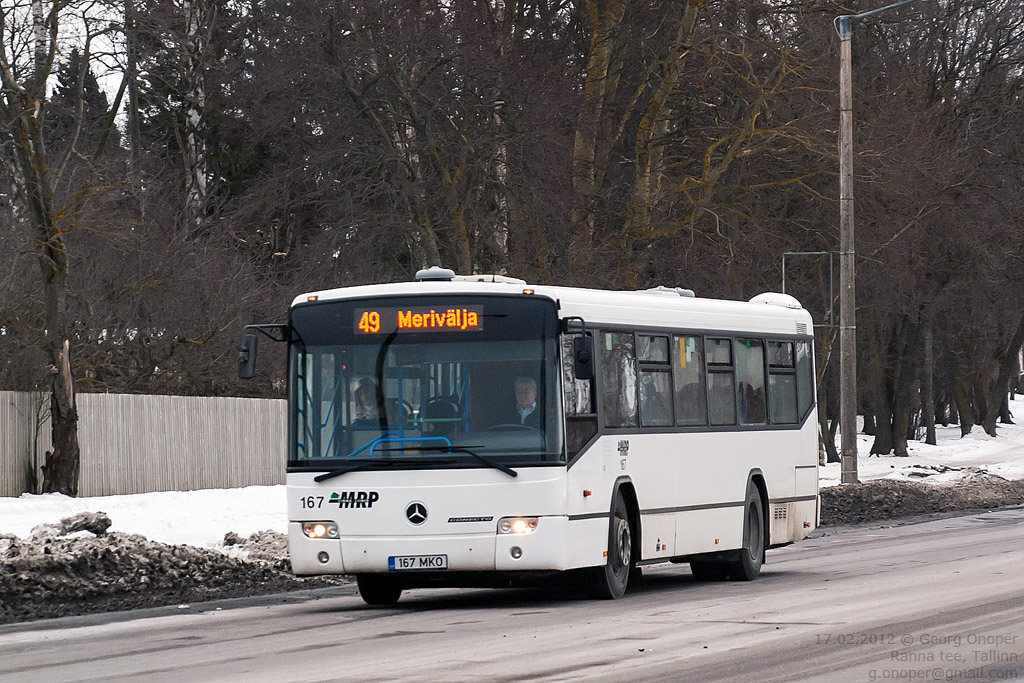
[354,306,483,334]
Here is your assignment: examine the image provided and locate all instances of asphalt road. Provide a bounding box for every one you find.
[3,507,1024,683]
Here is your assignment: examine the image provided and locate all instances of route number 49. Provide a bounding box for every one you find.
[300,496,324,509]
[358,311,381,334]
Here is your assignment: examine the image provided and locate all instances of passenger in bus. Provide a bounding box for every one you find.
[509,376,541,428]
[353,379,380,425]
[739,382,766,424]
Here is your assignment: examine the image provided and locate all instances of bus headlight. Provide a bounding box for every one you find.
[302,522,339,539]
[498,517,538,534]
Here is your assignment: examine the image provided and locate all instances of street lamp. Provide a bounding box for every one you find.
[835,0,930,485]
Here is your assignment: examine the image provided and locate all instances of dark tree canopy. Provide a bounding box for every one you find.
[2,0,1023,496]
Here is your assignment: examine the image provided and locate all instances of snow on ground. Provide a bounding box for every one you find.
[0,485,286,548]
[820,396,1024,487]
[2,398,1023,548]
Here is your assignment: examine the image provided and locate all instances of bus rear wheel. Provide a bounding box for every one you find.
[726,483,764,581]
[356,575,403,605]
[588,492,633,599]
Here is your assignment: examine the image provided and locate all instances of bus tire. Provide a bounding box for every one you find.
[588,492,632,599]
[356,574,403,605]
[727,483,764,581]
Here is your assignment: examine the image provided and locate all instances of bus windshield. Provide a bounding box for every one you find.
[287,294,564,470]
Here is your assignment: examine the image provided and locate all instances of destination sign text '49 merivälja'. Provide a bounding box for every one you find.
[354,306,483,334]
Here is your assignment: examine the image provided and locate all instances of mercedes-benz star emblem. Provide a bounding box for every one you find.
[405,502,427,525]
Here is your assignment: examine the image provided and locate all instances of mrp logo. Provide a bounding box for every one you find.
[329,491,380,508]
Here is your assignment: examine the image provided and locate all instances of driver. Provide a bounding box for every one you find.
[510,376,540,428]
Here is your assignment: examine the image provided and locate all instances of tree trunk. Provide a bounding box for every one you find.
[628,0,704,240]
[43,341,80,496]
[182,0,211,229]
[868,321,893,455]
[817,379,839,463]
[982,313,1024,435]
[861,398,876,435]
[923,321,936,444]
[953,371,973,437]
[126,0,142,167]
[890,319,923,457]
[571,0,629,275]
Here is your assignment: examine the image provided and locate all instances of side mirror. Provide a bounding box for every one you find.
[238,333,258,379]
[573,335,594,381]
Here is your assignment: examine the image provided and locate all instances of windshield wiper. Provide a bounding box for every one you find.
[313,459,378,482]
[414,445,518,478]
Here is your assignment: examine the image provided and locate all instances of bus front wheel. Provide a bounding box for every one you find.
[726,483,764,581]
[588,492,633,599]
[356,574,403,605]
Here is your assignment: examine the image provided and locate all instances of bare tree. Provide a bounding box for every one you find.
[0,1,102,494]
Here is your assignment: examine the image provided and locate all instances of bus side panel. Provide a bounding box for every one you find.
[574,419,817,560]
[564,437,625,570]
[673,508,744,556]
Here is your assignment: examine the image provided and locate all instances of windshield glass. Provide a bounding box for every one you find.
[288,294,563,469]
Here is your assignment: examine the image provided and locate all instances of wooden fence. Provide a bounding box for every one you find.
[0,391,285,497]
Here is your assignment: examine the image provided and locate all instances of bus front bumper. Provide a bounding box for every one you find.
[288,516,572,575]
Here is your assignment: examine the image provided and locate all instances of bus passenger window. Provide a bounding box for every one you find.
[735,339,766,425]
[638,335,672,427]
[708,372,735,425]
[768,341,798,424]
[796,341,814,418]
[639,369,672,426]
[638,335,669,363]
[673,336,706,425]
[707,338,735,426]
[769,374,798,424]
[600,331,637,428]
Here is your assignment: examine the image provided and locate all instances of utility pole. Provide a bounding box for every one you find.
[837,15,857,485]
[835,0,929,485]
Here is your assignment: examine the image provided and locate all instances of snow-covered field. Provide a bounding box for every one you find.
[819,396,1024,486]
[3,397,1023,549]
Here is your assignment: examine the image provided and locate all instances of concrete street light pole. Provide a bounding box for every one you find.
[835,0,929,485]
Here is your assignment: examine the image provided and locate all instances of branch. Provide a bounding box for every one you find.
[55,28,93,182]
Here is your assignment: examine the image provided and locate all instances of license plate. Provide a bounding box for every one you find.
[388,554,448,571]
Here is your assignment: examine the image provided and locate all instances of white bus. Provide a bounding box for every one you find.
[239,267,819,604]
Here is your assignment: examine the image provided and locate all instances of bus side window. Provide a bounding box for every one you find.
[562,335,594,416]
[673,336,707,425]
[600,331,638,428]
[768,341,798,424]
[638,335,672,427]
[707,338,736,426]
[796,341,814,418]
[735,339,766,425]
[562,334,597,457]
